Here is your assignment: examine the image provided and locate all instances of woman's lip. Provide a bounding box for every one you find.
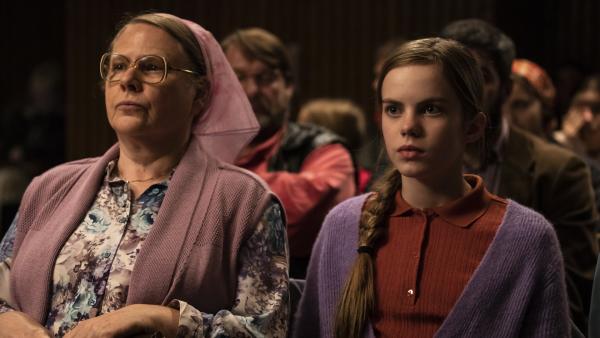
[117,101,144,108]
[116,101,145,111]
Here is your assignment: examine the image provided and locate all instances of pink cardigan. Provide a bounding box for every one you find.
[10,136,277,323]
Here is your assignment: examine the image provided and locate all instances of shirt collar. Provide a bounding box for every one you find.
[103,160,171,187]
[105,160,121,183]
[391,174,492,228]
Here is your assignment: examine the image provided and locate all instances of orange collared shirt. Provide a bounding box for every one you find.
[372,175,507,338]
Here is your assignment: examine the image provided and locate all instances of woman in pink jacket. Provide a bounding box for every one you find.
[0,13,288,338]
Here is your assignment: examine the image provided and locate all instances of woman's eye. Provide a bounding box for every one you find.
[111,62,127,72]
[139,62,162,72]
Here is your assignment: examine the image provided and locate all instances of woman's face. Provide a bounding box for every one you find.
[105,23,204,144]
[381,64,476,181]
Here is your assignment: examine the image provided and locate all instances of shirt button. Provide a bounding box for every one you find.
[407,289,415,296]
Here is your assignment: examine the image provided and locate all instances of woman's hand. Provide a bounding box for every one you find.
[63,304,179,338]
[0,311,52,338]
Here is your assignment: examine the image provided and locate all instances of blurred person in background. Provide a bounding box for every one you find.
[442,18,599,333]
[505,60,600,217]
[298,98,370,192]
[223,28,357,278]
[0,61,65,237]
[502,58,557,138]
[555,75,600,165]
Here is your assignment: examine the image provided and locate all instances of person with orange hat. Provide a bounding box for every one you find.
[502,58,557,138]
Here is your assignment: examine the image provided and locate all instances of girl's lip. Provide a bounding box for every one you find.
[397,145,424,152]
[397,145,425,160]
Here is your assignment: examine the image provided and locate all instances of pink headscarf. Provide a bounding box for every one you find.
[163,14,259,163]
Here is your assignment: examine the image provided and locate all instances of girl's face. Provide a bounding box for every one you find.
[381,64,479,181]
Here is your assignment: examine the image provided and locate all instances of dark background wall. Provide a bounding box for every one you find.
[1,0,599,160]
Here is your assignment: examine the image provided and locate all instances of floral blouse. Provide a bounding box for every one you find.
[0,161,289,337]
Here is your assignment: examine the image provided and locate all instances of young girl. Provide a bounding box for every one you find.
[292,38,569,338]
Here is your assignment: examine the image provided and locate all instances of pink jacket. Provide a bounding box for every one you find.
[10,137,277,323]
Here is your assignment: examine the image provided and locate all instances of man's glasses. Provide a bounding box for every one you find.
[100,53,200,84]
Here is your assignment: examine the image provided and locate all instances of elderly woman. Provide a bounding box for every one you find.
[0,13,288,338]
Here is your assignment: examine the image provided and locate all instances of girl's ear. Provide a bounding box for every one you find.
[464,111,486,143]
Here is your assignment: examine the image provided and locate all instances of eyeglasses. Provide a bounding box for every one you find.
[100,53,200,84]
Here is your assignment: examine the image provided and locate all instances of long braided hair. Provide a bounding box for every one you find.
[334,37,484,338]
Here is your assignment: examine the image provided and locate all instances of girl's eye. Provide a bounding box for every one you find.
[423,104,441,115]
[384,104,401,116]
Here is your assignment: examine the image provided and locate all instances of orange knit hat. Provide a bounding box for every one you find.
[512,59,556,108]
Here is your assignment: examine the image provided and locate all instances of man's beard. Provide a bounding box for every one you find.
[250,96,287,145]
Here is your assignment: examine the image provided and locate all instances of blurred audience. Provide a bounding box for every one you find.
[441,18,599,333]
[298,98,370,192]
[0,60,65,237]
[555,75,600,164]
[555,62,587,122]
[0,60,65,173]
[505,60,600,216]
[503,59,557,138]
[222,28,357,278]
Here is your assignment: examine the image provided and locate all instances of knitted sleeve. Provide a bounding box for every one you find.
[291,194,369,338]
[519,222,570,337]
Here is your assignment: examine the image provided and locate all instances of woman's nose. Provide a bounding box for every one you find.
[119,68,143,92]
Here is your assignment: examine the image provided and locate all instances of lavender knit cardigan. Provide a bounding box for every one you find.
[292,194,570,338]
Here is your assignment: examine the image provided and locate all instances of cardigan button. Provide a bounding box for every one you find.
[407,289,414,296]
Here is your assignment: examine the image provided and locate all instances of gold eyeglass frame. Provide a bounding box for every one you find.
[99,52,200,84]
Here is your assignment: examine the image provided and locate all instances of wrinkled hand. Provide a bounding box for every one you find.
[63,304,178,338]
[0,311,52,338]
